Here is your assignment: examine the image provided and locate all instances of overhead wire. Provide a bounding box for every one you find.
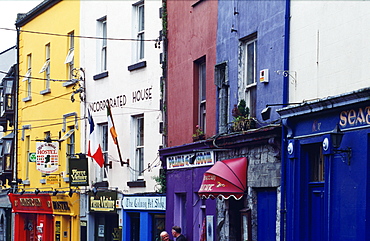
[0,27,159,42]
[0,70,71,82]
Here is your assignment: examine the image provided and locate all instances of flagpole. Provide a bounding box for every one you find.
[107,104,129,166]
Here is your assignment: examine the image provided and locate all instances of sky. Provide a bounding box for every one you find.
[0,0,42,52]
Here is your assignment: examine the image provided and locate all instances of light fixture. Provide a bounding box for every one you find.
[20,189,25,195]
[53,189,58,196]
[329,124,352,165]
[35,188,40,195]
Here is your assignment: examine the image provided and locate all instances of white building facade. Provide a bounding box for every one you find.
[79,1,165,240]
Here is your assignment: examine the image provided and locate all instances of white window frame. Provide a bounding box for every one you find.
[39,43,51,91]
[65,31,75,79]
[241,37,257,117]
[198,61,206,133]
[133,2,145,62]
[25,54,32,100]
[134,115,144,181]
[97,17,107,72]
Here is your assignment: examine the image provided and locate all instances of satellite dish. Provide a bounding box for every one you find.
[59,129,75,142]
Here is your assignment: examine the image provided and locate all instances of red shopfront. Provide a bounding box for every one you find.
[9,193,79,241]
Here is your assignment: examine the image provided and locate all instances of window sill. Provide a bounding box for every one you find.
[128,61,146,71]
[127,180,146,187]
[93,71,109,80]
[22,96,32,102]
[63,80,77,87]
[40,88,51,95]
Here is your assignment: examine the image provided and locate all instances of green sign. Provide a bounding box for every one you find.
[29,152,36,162]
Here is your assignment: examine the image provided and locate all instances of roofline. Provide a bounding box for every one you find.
[0,46,16,55]
[15,0,61,27]
[277,87,370,118]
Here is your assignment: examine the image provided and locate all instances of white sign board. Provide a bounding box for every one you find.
[36,142,59,174]
[166,151,214,170]
[122,196,166,210]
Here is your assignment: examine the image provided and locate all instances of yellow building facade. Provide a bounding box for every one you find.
[10,1,82,240]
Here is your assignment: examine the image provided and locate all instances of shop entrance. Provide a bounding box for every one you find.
[303,143,325,241]
[95,213,119,241]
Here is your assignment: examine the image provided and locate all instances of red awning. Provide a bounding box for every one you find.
[198,157,247,200]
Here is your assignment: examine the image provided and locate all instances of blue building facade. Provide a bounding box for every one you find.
[279,88,370,241]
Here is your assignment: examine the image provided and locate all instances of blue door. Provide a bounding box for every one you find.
[304,143,325,241]
[257,189,277,241]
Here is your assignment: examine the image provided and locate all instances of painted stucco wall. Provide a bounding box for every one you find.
[289,1,370,103]
[80,0,163,193]
[166,0,218,147]
[17,0,80,190]
[216,0,286,123]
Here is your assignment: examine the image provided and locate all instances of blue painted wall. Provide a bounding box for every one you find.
[216,0,287,123]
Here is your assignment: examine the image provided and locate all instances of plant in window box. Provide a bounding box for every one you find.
[192,125,205,141]
[231,99,256,132]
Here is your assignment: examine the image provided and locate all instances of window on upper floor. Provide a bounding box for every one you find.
[3,138,13,172]
[240,33,257,117]
[97,16,107,73]
[215,62,229,134]
[23,54,32,102]
[65,31,75,80]
[134,1,145,62]
[40,43,51,94]
[66,126,75,157]
[195,57,206,134]
[133,114,144,181]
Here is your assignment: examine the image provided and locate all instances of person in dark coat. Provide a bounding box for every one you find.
[171,226,187,241]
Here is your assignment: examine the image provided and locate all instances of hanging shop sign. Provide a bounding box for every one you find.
[69,157,89,186]
[36,142,59,174]
[122,196,166,210]
[167,151,214,170]
[89,191,117,212]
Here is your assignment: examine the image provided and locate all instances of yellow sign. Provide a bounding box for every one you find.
[46,175,60,185]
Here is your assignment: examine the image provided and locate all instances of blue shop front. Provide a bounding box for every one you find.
[278,88,370,241]
[121,194,166,241]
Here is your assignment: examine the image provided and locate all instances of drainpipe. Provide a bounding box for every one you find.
[281,0,291,241]
[12,27,21,191]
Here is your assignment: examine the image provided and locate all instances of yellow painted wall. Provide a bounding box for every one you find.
[16,2,81,240]
[18,0,80,189]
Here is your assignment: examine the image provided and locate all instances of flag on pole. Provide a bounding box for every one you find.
[107,104,118,144]
[87,110,104,168]
[106,104,126,166]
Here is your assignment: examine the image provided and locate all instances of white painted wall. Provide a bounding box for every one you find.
[289,1,370,102]
[80,1,163,194]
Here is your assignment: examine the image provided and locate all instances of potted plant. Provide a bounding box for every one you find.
[192,125,205,141]
[231,99,256,132]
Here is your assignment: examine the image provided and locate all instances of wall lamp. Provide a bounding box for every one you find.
[323,124,352,165]
[52,189,59,196]
[261,103,302,121]
[20,189,25,195]
[35,188,40,195]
